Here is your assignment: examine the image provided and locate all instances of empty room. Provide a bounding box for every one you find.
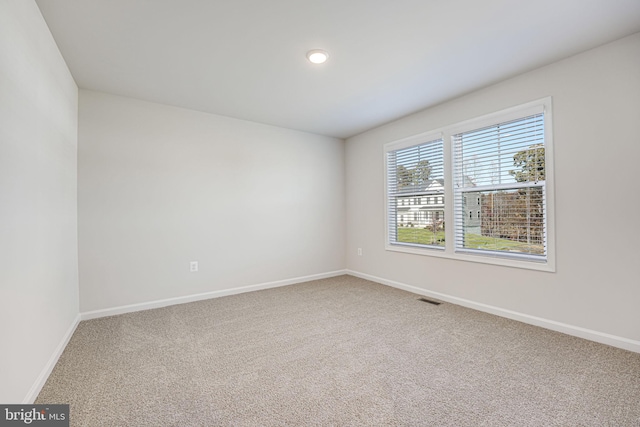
[2,0,640,425]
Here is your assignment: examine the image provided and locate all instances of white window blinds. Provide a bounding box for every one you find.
[387,138,444,248]
[453,113,547,260]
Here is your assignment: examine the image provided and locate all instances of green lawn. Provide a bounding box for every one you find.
[397,227,543,254]
[397,227,445,246]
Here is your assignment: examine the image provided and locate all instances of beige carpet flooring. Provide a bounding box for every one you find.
[36,275,640,426]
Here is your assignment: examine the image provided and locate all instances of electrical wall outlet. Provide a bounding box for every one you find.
[357,248,362,256]
[190,261,198,272]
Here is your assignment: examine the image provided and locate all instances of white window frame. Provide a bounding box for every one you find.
[384,97,555,272]
[385,132,445,251]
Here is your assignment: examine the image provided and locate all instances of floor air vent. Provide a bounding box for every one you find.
[417,297,441,306]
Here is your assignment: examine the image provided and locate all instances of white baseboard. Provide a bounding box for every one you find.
[23,313,81,404]
[346,270,640,354]
[81,270,348,321]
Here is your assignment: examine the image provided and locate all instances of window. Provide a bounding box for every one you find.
[386,135,444,248]
[385,98,554,271]
[454,112,547,261]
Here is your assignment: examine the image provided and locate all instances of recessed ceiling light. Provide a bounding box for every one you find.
[306,49,329,64]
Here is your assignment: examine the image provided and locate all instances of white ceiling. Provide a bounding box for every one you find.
[36,0,640,139]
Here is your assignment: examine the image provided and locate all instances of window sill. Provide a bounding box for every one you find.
[385,243,555,272]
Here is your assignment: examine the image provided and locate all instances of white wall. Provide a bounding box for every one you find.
[78,90,345,312]
[346,33,640,346]
[0,1,79,403]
